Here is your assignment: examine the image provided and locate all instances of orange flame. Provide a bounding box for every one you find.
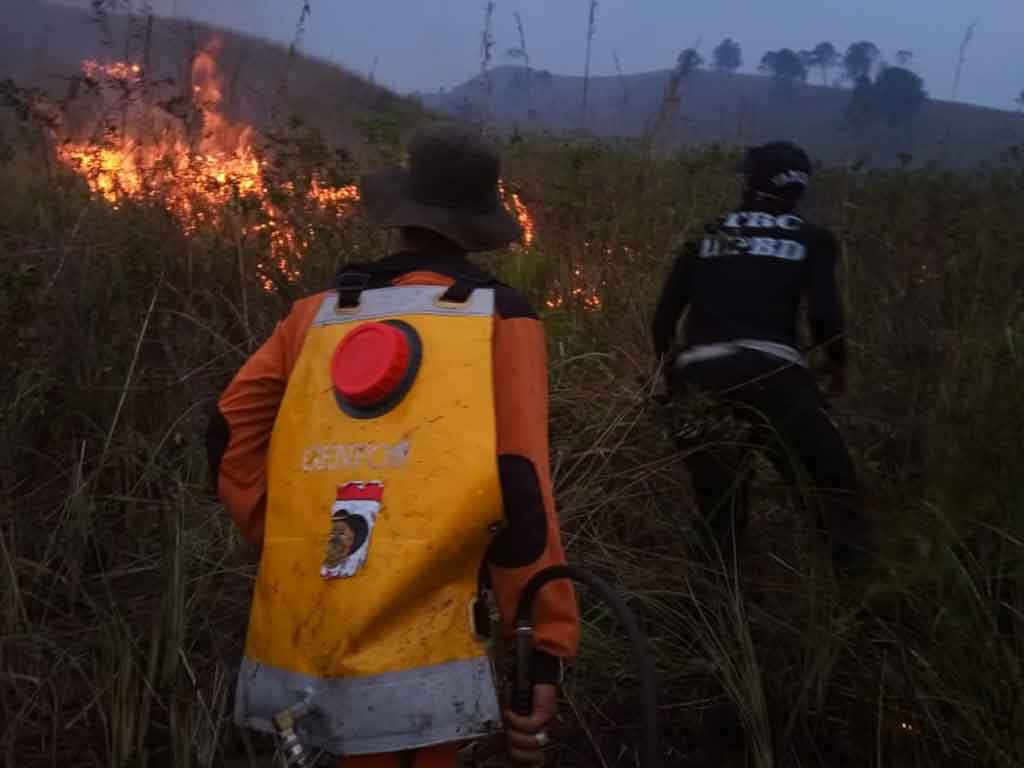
[499,182,535,247]
[82,60,143,81]
[59,48,535,290]
[58,49,359,287]
[308,179,361,218]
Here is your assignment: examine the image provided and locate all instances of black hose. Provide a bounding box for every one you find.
[513,565,663,768]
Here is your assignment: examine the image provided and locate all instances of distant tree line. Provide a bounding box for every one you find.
[845,65,927,131]
[459,10,944,133]
[704,37,928,128]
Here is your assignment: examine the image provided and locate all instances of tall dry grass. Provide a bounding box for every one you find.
[2,96,1024,768]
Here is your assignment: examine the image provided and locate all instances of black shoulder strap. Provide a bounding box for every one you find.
[438,277,480,304]
[334,257,500,309]
[335,271,372,310]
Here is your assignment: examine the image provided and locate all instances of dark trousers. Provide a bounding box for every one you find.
[670,350,870,574]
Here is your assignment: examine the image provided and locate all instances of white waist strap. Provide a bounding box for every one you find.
[674,339,806,370]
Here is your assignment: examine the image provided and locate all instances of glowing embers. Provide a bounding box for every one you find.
[81,60,142,82]
[545,266,604,312]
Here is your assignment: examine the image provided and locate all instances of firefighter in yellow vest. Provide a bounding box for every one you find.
[207,123,579,767]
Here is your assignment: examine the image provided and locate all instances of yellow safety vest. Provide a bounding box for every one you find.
[235,284,504,756]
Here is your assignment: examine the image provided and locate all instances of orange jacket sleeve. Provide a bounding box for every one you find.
[487,310,580,670]
[210,294,322,544]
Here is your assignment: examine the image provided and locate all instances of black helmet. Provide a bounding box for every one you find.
[737,141,812,202]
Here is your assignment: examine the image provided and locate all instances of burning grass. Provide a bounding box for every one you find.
[53,50,537,296]
[56,49,363,288]
[82,60,143,82]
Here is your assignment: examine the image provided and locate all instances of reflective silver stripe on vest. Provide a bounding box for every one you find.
[313,285,496,327]
[674,339,806,371]
[235,655,502,755]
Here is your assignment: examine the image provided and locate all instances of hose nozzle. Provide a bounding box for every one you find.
[273,700,316,768]
[512,621,535,716]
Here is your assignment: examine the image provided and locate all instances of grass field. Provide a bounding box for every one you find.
[3,33,1024,768]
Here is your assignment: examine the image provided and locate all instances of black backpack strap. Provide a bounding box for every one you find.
[334,271,372,310]
[334,257,500,309]
[438,271,498,304]
[438,278,476,304]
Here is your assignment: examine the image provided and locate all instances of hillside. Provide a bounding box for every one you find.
[2,1,426,160]
[426,65,1024,170]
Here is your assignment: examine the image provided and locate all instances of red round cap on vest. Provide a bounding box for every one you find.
[331,322,412,408]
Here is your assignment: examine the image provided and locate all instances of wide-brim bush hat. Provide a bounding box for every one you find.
[360,122,523,252]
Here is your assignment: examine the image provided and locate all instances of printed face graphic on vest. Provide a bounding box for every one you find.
[321,481,384,580]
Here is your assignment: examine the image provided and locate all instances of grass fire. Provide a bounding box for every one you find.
[55,46,537,294]
[2,3,1023,768]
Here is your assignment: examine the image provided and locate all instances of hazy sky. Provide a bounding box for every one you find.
[158,0,1021,111]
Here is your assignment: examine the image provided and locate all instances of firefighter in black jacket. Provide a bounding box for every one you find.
[652,141,870,574]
